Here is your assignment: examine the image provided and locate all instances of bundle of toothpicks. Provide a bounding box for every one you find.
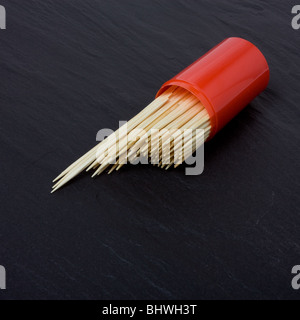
[52,86,211,192]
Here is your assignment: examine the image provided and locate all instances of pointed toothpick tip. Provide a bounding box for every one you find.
[52,181,60,189]
[51,186,59,194]
[52,173,64,183]
[91,171,98,178]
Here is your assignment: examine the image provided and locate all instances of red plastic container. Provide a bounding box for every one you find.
[156,37,270,138]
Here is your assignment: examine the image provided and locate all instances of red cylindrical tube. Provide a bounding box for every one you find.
[156,37,270,138]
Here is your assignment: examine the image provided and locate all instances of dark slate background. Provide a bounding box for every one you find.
[0,0,299,300]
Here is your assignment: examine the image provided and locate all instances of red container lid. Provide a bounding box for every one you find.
[156,37,270,138]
